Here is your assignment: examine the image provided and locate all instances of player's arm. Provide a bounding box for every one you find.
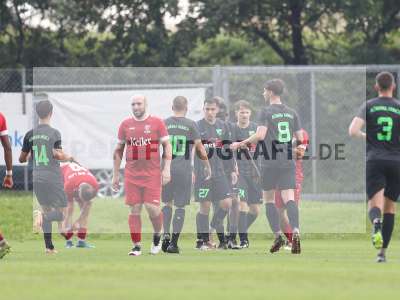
[112,142,125,191]
[19,130,32,164]
[161,137,172,185]
[1,134,13,188]
[194,138,211,180]
[231,126,267,150]
[348,117,366,139]
[74,201,92,229]
[62,197,74,231]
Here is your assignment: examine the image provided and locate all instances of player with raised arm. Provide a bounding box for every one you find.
[161,96,211,254]
[349,72,400,263]
[19,100,75,254]
[194,97,236,250]
[231,100,262,249]
[0,112,13,259]
[275,128,309,249]
[112,95,172,256]
[61,162,99,249]
[232,79,304,254]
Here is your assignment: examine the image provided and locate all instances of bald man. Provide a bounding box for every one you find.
[112,95,172,256]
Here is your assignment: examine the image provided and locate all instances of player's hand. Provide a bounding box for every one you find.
[204,165,212,181]
[112,175,120,191]
[295,145,306,160]
[162,168,171,186]
[2,175,13,189]
[230,142,242,151]
[231,172,238,185]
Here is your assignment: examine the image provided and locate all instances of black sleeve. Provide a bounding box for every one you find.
[293,110,301,132]
[356,102,367,120]
[21,130,32,153]
[257,109,269,127]
[54,129,62,149]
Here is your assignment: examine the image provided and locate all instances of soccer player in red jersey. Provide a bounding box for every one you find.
[275,128,309,247]
[0,112,13,259]
[112,95,172,256]
[60,162,99,249]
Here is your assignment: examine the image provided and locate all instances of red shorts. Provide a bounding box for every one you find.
[274,182,302,209]
[124,177,161,206]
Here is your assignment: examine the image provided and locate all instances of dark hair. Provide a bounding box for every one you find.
[203,97,219,106]
[234,100,252,111]
[35,100,53,119]
[79,183,96,202]
[172,96,188,112]
[376,72,395,91]
[265,79,285,96]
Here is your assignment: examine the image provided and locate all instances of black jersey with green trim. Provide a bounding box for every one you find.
[357,97,400,161]
[22,124,63,184]
[257,103,301,168]
[164,116,200,174]
[231,121,259,176]
[194,118,233,180]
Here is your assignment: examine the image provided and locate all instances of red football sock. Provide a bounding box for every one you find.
[150,212,163,234]
[64,230,74,240]
[284,224,293,242]
[0,233,4,242]
[129,214,142,244]
[77,228,87,240]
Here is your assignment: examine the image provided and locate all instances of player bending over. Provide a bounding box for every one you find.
[194,97,236,250]
[161,96,211,254]
[275,129,309,249]
[230,100,262,249]
[112,95,172,256]
[20,100,75,254]
[232,79,303,254]
[0,112,13,259]
[349,72,400,263]
[61,162,99,248]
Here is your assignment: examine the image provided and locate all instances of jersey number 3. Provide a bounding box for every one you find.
[377,116,393,141]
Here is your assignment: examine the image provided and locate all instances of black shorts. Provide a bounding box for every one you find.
[237,175,262,204]
[261,166,296,191]
[34,181,67,208]
[195,176,231,203]
[162,170,192,207]
[366,160,400,201]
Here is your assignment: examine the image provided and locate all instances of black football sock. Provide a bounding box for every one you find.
[368,207,382,225]
[162,206,173,235]
[286,200,300,232]
[41,219,54,249]
[382,213,395,249]
[265,203,281,234]
[153,233,161,246]
[246,212,258,230]
[197,212,209,242]
[229,213,238,241]
[238,211,248,242]
[171,208,185,245]
[211,207,228,243]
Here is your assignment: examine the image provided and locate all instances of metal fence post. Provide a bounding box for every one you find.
[221,68,230,107]
[21,68,29,191]
[212,65,222,97]
[310,71,317,193]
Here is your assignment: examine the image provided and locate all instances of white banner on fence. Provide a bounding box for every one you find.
[47,88,206,169]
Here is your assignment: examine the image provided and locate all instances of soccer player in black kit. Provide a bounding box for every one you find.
[161,96,211,253]
[231,100,262,249]
[19,100,76,254]
[195,97,237,250]
[349,72,400,263]
[232,79,304,254]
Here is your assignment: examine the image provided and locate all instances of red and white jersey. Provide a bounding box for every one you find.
[295,128,310,182]
[0,112,8,136]
[117,115,169,184]
[61,162,99,202]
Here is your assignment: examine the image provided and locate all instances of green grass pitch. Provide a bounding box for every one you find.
[1,191,400,300]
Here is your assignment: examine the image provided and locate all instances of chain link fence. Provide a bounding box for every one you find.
[1,66,399,199]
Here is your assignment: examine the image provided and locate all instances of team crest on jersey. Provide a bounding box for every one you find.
[216,128,223,136]
[144,125,151,134]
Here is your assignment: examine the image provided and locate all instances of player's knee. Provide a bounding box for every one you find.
[130,204,142,215]
[175,207,185,218]
[249,205,260,216]
[220,198,232,210]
